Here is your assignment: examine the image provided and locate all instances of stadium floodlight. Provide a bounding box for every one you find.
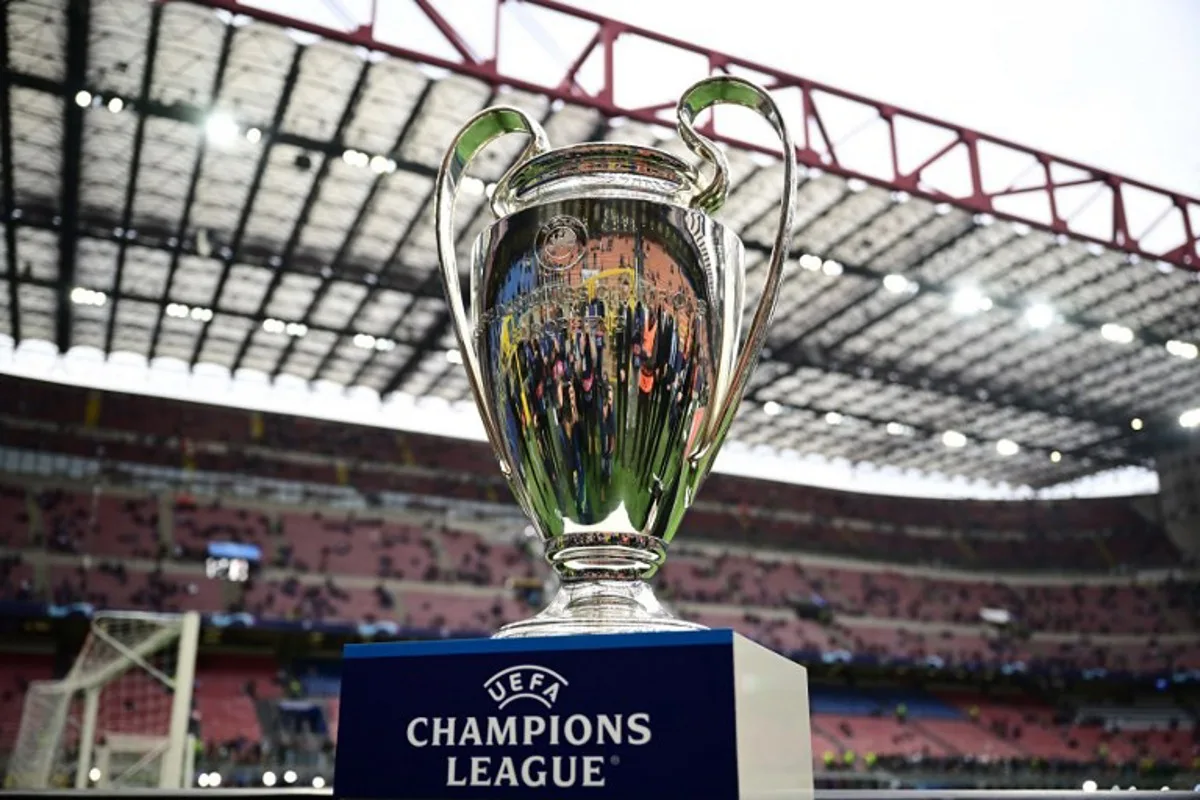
[824,411,843,425]
[245,127,262,144]
[821,259,843,277]
[1180,408,1200,429]
[762,400,782,416]
[798,253,823,271]
[996,438,1020,456]
[1130,417,1143,431]
[951,287,992,314]
[262,318,285,334]
[1100,323,1134,344]
[70,287,107,307]
[284,770,298,785]
[942,430,967,448]
[74,90,93,107]
[882,274,915,294]
[1166,339,1198,359]
[204,112,239,145]
[1050,450,1062,463]
[1024,303,1056,329]
[353,333,376,349]
[262,771,277,787]
[107,96,124,113]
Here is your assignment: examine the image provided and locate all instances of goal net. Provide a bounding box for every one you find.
[6,611,200,789]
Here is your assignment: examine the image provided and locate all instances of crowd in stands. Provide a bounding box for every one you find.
[2,476,1197,674]
[1,374,1199,784]
[0,375,1182,572]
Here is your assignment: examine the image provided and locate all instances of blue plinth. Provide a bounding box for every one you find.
[334,629,812,800]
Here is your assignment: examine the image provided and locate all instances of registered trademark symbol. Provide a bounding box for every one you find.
[610,755,620,766]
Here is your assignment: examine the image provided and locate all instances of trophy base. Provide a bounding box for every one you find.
[493,579,706,639]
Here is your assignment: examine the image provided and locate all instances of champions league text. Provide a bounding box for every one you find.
[404,712,653,788]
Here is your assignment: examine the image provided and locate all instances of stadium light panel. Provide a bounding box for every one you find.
[205,112,239,145]
[951,287,992,315]
[942,430,967,448]
[798,253,823,271]
[1100,323,1135,344]
[1166,340,1198,359]
[1024,303,1056,329]
[70,287,106,307]
[821,259,843,277]
[996,438,1020,456]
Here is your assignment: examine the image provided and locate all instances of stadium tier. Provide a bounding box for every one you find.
[0,374,1182,572]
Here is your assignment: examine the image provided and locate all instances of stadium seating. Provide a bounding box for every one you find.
[2,375,1198,778]
[0,375,1180,572]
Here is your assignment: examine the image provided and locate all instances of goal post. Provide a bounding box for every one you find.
[6,611,201,789]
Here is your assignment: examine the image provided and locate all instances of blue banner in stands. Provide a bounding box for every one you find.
[335,630,739,800]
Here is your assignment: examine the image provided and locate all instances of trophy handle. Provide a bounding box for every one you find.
[434,107,551,477]
[675,77,798,465]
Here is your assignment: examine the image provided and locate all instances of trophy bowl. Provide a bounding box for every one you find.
[435,78,796,638]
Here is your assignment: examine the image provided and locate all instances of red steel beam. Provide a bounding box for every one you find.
[178,0,1200,271]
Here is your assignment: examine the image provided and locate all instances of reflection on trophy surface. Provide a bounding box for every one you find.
[435,77,796,637]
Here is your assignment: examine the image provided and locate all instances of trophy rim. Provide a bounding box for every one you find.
[492,142,707,215]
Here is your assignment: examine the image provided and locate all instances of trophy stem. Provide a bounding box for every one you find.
[493,579,705,639]
[492,533,704,639]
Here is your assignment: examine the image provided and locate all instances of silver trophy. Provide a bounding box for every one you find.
[435,77,796,638]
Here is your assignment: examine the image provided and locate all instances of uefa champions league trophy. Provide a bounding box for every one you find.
[435,77,796,638]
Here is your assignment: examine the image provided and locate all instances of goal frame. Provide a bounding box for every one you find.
[8,610,200,789]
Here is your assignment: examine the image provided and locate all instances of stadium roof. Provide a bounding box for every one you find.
[2,0,1198,498]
